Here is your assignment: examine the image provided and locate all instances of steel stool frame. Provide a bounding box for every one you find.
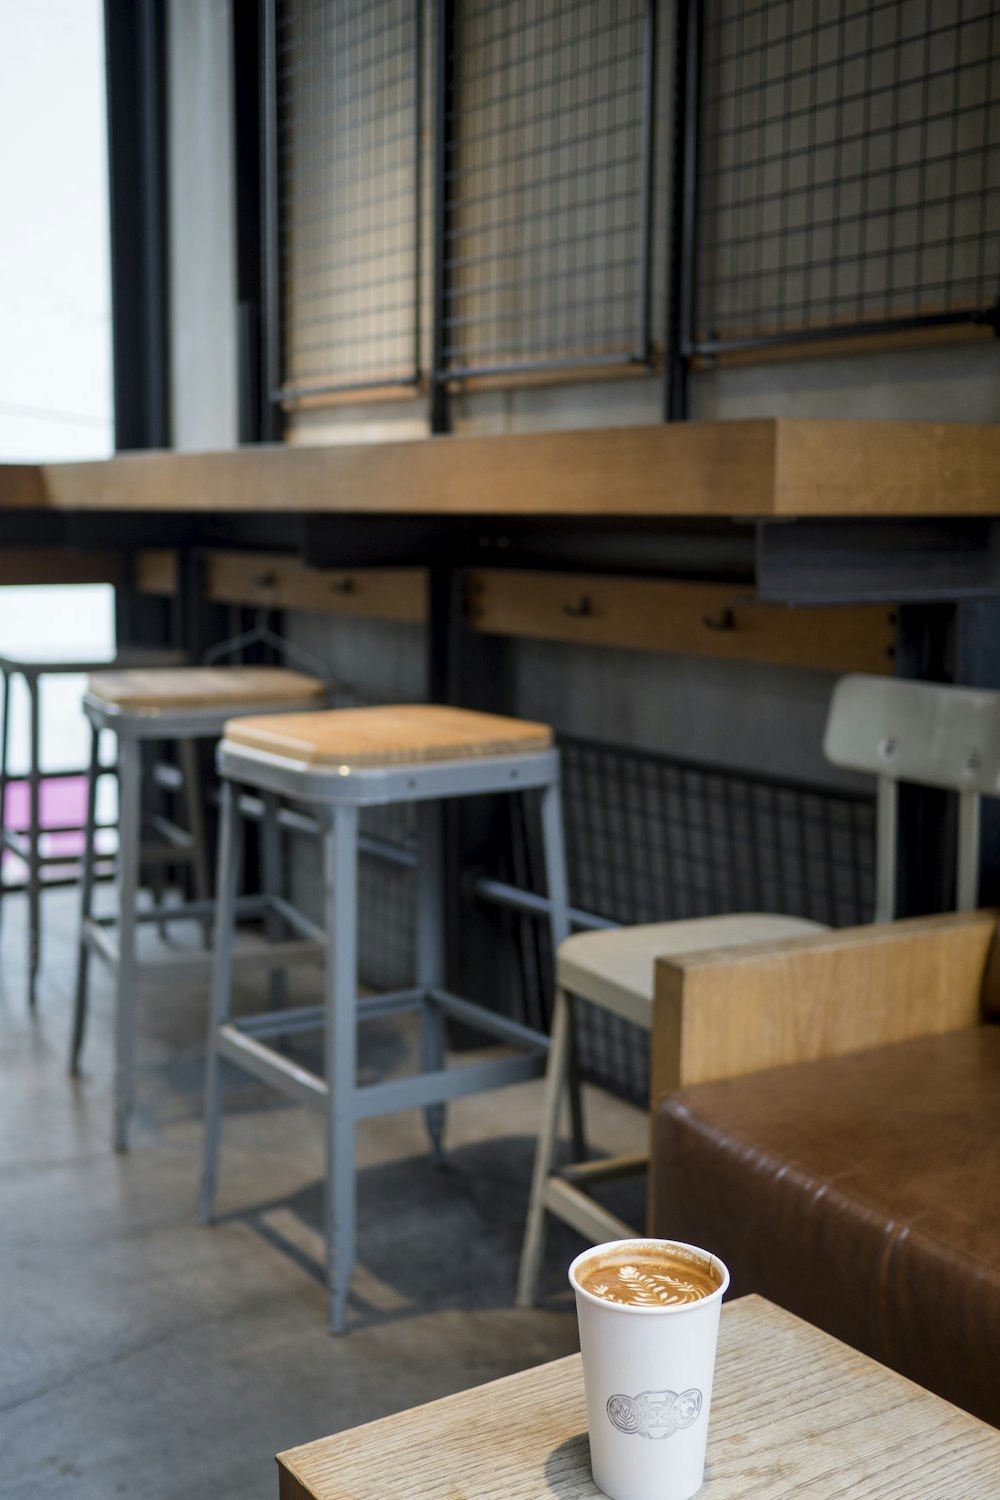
[0,650,191,1006]
[198,738,570,1334]
[71,693,328,1151]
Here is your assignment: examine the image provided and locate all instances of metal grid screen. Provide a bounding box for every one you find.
[693,0,1000,355]
[440,0,655,380]
[512,734,876,1104]
[308,727,874,1104]
[274,0,421,403]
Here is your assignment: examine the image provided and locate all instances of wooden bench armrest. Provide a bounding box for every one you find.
[651,909,997,1108]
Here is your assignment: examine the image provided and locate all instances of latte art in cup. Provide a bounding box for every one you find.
[576,1247,722,1308]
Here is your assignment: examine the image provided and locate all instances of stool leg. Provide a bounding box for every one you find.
[145,747,170,944]
[0,668,10,943]
[261,790,287,1009]
[112,738,142,1151]
[26,674,41,1007]
[179,738,212,945]
[416,800,446,1162]
[199,778,241,1224]
[70,725,101,1074]
[516,984,573,1307]
[539,777,585,1159]
[325,804,359,1334]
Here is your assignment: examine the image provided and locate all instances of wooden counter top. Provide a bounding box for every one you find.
[3,419,998,518]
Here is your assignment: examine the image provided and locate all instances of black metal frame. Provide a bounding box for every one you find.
[265,0,425,412]
[104,0,170,451]
[668,0,1000,417]
[430,0,456,433]
[432,0,658,390]
[232,0,269,444]
[259,0,284,440]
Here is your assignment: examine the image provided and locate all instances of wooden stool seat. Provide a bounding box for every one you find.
[223,703,553,767]
[86,665,326,713]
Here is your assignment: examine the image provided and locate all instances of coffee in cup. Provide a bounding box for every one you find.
[576,1243,723,1309]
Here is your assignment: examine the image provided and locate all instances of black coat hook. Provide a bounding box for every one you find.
[702,607,736,631]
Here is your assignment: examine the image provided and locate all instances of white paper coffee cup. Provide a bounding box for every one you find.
[569,1238,730,1500]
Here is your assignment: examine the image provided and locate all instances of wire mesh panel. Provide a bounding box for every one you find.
[511,734,876,1104]
[274,0,421,403]
[692,0,1000,356]
[440,0,656,380]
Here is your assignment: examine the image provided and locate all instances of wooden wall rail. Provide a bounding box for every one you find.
[1,419,998,517]
[467,570,897,673]
[136,551,427,624]
[0,548,123,587]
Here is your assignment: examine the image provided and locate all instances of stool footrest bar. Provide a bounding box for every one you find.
[354,1049,545,1120]
[217,1025,327,1110]
[214,1023,545,1120]
[560,1153,649,1184]
[357,986,426,1019]
[543,1177,638,1244]
[427,988,550,1053]
[83,920,119,967]
[235,1004,325,1038]
[267,894,325,943]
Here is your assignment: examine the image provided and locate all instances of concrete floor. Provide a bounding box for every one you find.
[0,886,646,1499]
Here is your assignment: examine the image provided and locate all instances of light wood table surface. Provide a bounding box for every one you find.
[276,1295,1000,1499]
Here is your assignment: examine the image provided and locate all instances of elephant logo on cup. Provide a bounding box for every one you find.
[606,1388,703,1440]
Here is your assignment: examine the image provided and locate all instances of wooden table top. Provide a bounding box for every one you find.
[276,1296,1000,1499]
[2,420,999,518]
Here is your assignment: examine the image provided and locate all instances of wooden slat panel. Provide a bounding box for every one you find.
[650,910,996,1106]
[467,569,896,672]
[0,548,122,587]
[203,553,426,622]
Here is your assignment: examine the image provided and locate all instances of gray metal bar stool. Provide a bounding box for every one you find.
[198,703,569,1334]
[0,647,187,1005]
[70,665,328,1151]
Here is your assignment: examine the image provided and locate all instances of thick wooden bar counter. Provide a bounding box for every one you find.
[3,419,999,517]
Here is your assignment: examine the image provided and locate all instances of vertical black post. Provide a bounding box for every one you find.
[430,0,455,434]
[666,0,701,421]
[104,0,170,451]
[893,604,956,916]
[259,0,284,442]
[955,599,1000,905]
[233,0,266,443]
[412,0,424,386]
[105,0,169,652]
[637,0,657,364]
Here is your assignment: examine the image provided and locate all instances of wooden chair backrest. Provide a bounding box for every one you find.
[651,908,998,1108]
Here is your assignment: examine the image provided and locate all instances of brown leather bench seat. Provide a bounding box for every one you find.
[651,1025,1000,1427]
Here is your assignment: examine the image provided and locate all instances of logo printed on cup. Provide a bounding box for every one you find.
[606,1388,703,1440]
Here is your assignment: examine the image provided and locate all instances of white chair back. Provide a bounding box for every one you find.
[823,674,1000,921]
